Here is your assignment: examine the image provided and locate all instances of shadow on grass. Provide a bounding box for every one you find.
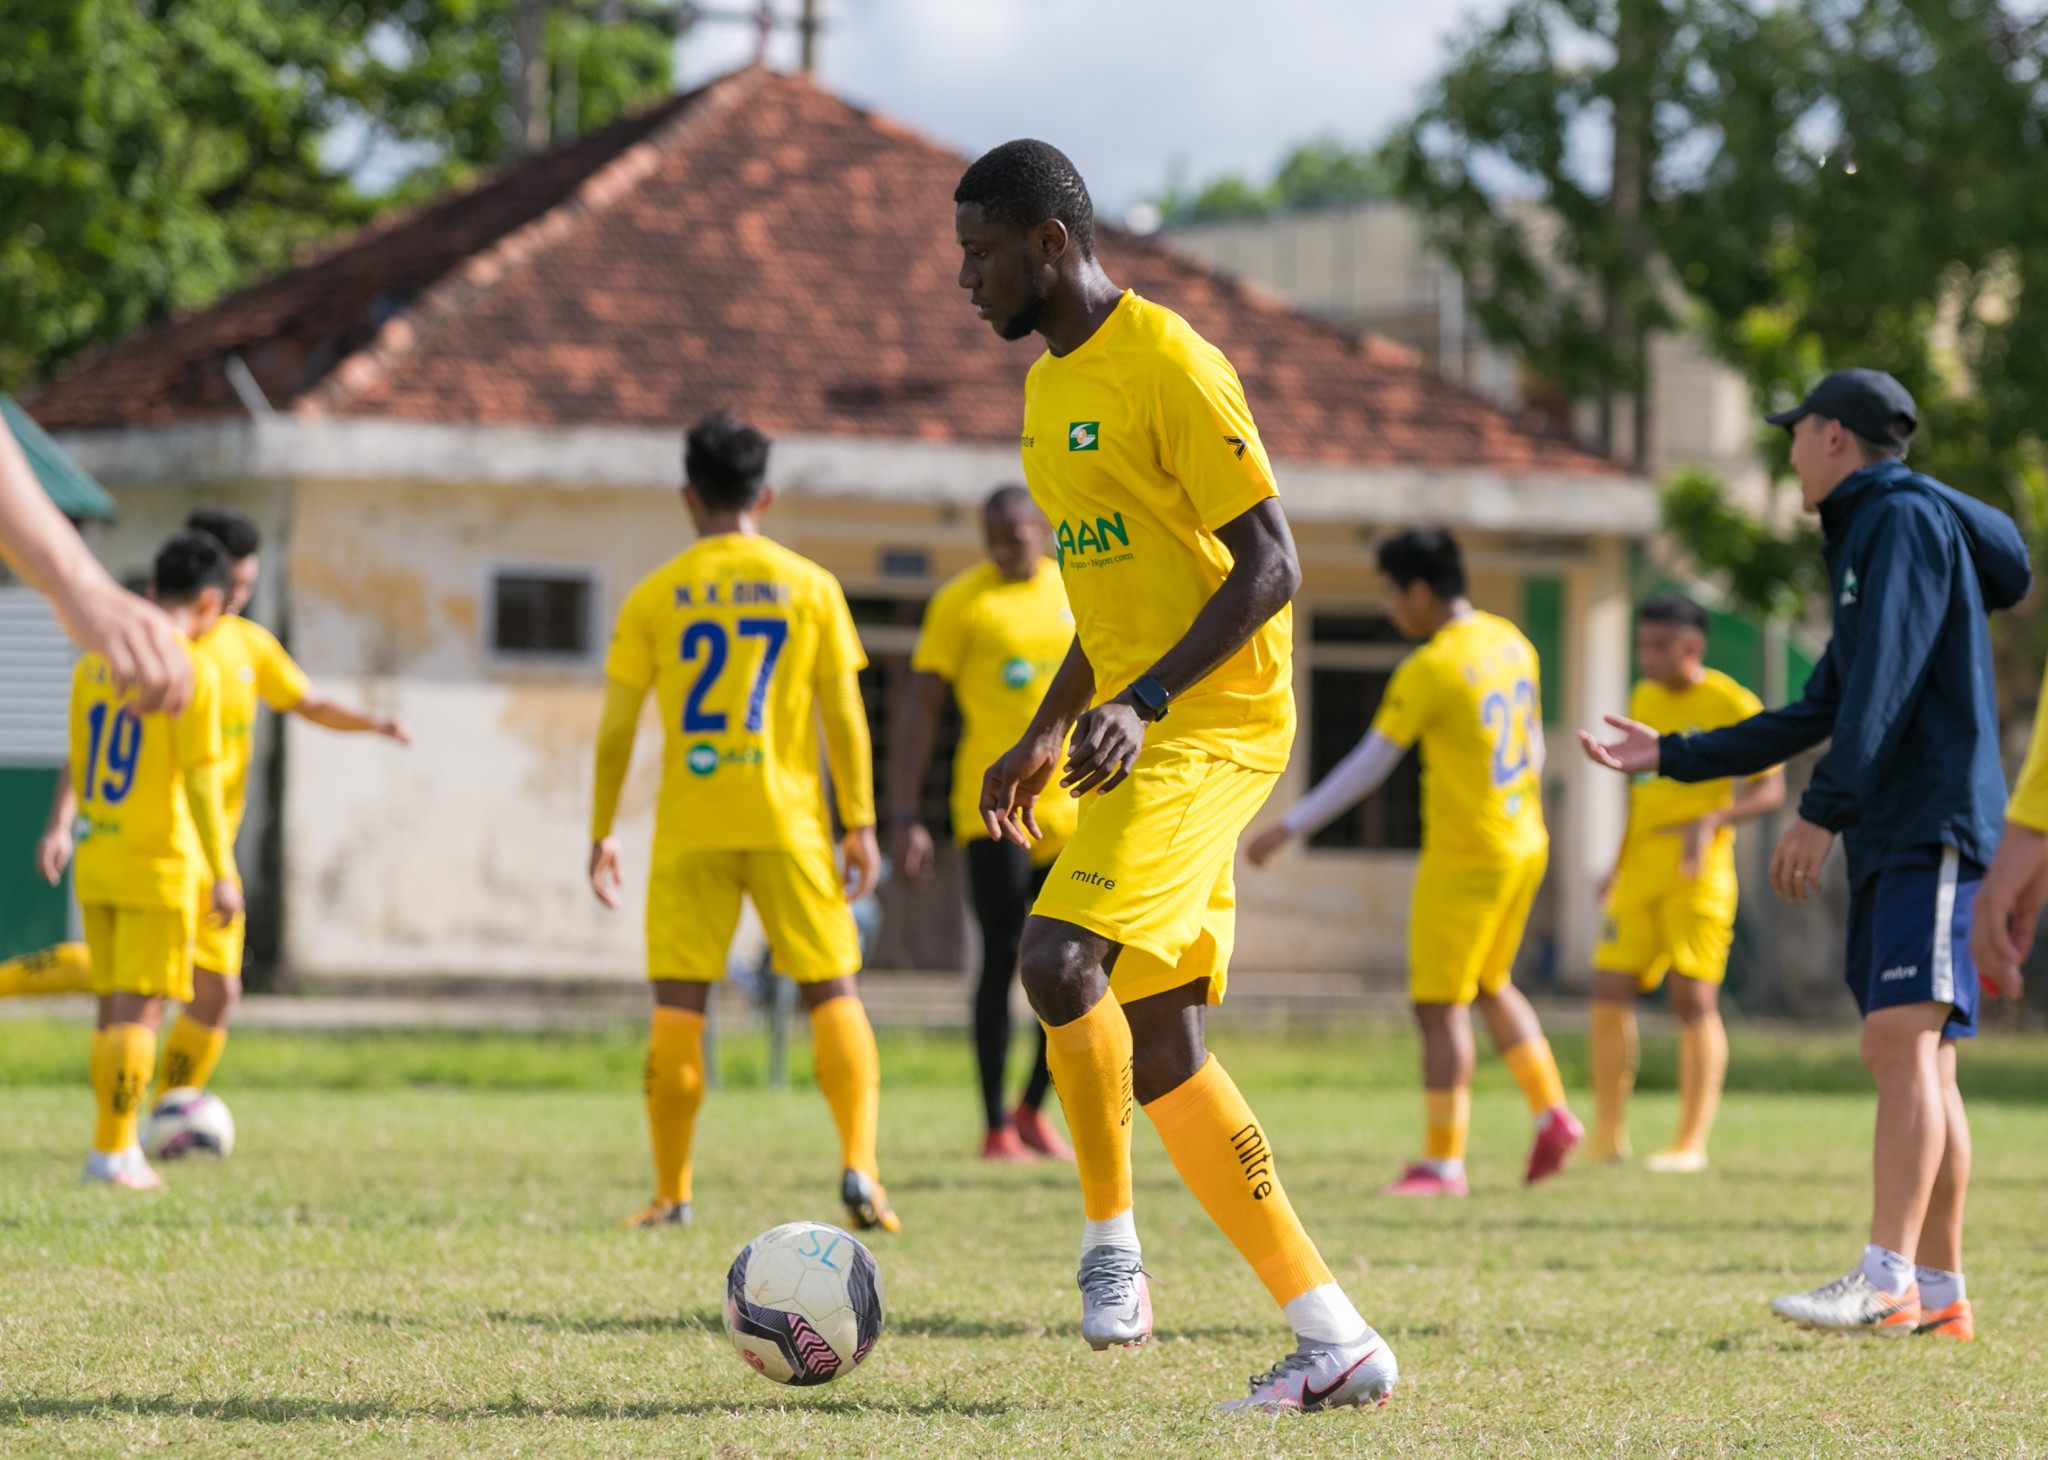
[479,1308,723,1335]
[470,1308,1270,1344]
[3,1393,1019,1424]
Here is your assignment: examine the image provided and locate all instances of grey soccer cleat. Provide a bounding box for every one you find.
[1216,1329,1399,1414]
[1077,1245,1153,1350]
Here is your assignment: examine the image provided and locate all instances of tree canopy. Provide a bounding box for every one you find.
[1155,135,1393,224]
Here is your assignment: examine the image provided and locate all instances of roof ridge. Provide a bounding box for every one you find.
[297,66,770,418]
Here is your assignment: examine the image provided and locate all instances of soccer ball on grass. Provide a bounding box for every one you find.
[143,1087,236,1160]
[724,1221,884,1385]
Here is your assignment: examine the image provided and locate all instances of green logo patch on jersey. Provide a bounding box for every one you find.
[1068,421,1099,451]
[1001,656,1034,689]
[686,743,719,777]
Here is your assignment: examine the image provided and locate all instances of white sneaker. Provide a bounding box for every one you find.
[1077,1245,1152,1350]
[1770,1270,1919,1335]
[1645,1148,1708,1173]
[1216,1329,1398,1414]
[82,1146,162,1189]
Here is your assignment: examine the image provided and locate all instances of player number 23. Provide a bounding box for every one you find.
[680,617,789,734]
[1480,678,1538,788]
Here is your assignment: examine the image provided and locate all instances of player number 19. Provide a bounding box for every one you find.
[680,617,790,734]
[80,701,144,806]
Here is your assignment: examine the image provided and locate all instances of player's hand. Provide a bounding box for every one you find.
[1658,813,1721,881]
[61,574,192,716]
[1579,716,1661,776]
[842,825,882,903]
[1063,694,1145,797]
[892,819,936,888]
[208,879,244,924]
[1768,816,1835,901]
[379,716,414,746]
[981,732,1060,848]
[1245,824,1291,868]
[1971,824,2048,999]
[34,824,73,886]
[589,837,625,909]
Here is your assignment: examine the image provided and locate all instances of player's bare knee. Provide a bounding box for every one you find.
[1018,921,1105,1025]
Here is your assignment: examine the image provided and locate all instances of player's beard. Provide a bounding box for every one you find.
[997,275,1050,342]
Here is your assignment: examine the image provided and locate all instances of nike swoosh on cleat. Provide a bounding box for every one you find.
[1300,1348,1380,1409]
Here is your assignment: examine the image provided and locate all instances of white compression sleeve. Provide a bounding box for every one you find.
[1281,730,1407,838]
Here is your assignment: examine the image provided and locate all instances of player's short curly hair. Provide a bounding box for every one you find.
[1376,529,1465,600]
[685,413,771,510]
[186,505,260,561]
[1637,592,1710,636]
[954,140,1095,257]
[154,530,232,606]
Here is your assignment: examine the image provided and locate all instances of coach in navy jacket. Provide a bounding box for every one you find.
[1582,367,2028,1342]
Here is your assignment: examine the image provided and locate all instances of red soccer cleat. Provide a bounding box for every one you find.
[1525,1105,1584,1184]
[1010,1104,1075,1162]
[980,1125,1037,1163]
[1380,1162,1469,1197]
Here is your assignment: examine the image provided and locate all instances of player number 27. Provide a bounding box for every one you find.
[680,618,788,733]
[81,701,144,806]
[1480,678,1538,788]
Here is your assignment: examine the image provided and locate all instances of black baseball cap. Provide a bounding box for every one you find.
[1765,368,1917,449]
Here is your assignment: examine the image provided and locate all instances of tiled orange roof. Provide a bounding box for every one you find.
[28,67,1610,475]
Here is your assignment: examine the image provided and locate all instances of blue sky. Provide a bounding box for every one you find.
[677,0,1509,216]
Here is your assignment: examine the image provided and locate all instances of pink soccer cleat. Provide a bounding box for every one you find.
[1525,1105,1584,1184]
[1380,1163,1469,1197]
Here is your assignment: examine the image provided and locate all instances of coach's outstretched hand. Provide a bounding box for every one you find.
[1578,715,1661,775]
[1971,822,2047,999]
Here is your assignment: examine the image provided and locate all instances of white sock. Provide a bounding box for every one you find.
[1860,1244,1916,1297]
[1422,1158,1465,1179]
[1915,1266,1965,1311]
[1081,1210,1140,1261]
[1284,1283,1370,1347]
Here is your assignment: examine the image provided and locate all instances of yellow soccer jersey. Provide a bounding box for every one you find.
[607,533,870,854]
[2006,659,2048,832]
[194,614,308,832]
[1624,669,1767,838]
[1373,611,1546,865]
[70,644,224,909]
[1019,291,1293,772]
[911,557,1079,847]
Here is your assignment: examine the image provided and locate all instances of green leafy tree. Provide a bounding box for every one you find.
[1157,134,1391,225]
[0,0,673,391]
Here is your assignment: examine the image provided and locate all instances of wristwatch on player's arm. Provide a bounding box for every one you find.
[1126,674,1171,723]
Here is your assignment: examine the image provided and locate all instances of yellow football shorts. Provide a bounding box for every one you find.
[1595,835,1738,989]
[1408,846,1548,1006]
[82,902,196,1002]
[646,845,861,983]
[1031,736,1277,1008]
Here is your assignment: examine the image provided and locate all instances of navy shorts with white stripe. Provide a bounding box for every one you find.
[1845,844,1982,1038]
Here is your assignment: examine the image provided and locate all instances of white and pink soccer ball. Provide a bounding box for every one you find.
[724,1221,885,1385]
[142,1087,236,1160]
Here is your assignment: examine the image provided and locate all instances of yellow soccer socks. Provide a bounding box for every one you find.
[1670,1011,1728,1156]
[1589,1001,1639,1161]
[0,942,92,998]
[644,1007,706,1205]
[1424,1086,1471,1163]
[1502,1035,1567,1117]
[91,1023,156,1154]
[159,1017,228,1093]
[1041,993,1135,1225]
[1143,1055,1334,1309]
[809,996,881,1180]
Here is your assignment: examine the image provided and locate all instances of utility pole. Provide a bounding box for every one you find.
[1608,0,1657,473]
[799,0,820,71]
[515,0,552,157]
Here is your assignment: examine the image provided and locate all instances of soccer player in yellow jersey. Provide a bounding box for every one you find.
[1587,595,1783,1171]
[16,506,411,1101]
[1250,530,1584,1196]
[892,486,1079,1163]
[589,415,895,1234]
[958,140,1395,1415]
[1974,656,2048,1002]
[45,532,241,1187]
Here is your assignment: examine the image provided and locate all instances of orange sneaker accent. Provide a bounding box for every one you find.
[980,1125,1037,1163]
[1010,1104,1075,1161]
[1872,1286,1922,1333]
[1915,1299,1974,1341]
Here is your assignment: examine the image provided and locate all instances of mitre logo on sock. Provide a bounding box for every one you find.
[1231,1121,1273,1200]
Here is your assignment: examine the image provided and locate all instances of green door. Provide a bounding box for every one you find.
[0,766,68,958]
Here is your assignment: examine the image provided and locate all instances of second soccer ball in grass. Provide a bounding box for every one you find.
[724,1221,885,1385]
[143,1088,236,1160]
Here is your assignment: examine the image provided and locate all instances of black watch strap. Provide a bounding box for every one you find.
[1128,674,1171,723]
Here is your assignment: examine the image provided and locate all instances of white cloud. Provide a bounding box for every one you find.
[676,0,1509,213]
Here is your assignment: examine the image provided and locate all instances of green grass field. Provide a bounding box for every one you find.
[4,1022,2047,1457]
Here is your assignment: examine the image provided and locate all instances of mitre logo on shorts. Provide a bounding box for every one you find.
[1068,867,1117,891]
[1068,421,1099,451]
[1879,963,1920,982]
[686,743,719,776]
